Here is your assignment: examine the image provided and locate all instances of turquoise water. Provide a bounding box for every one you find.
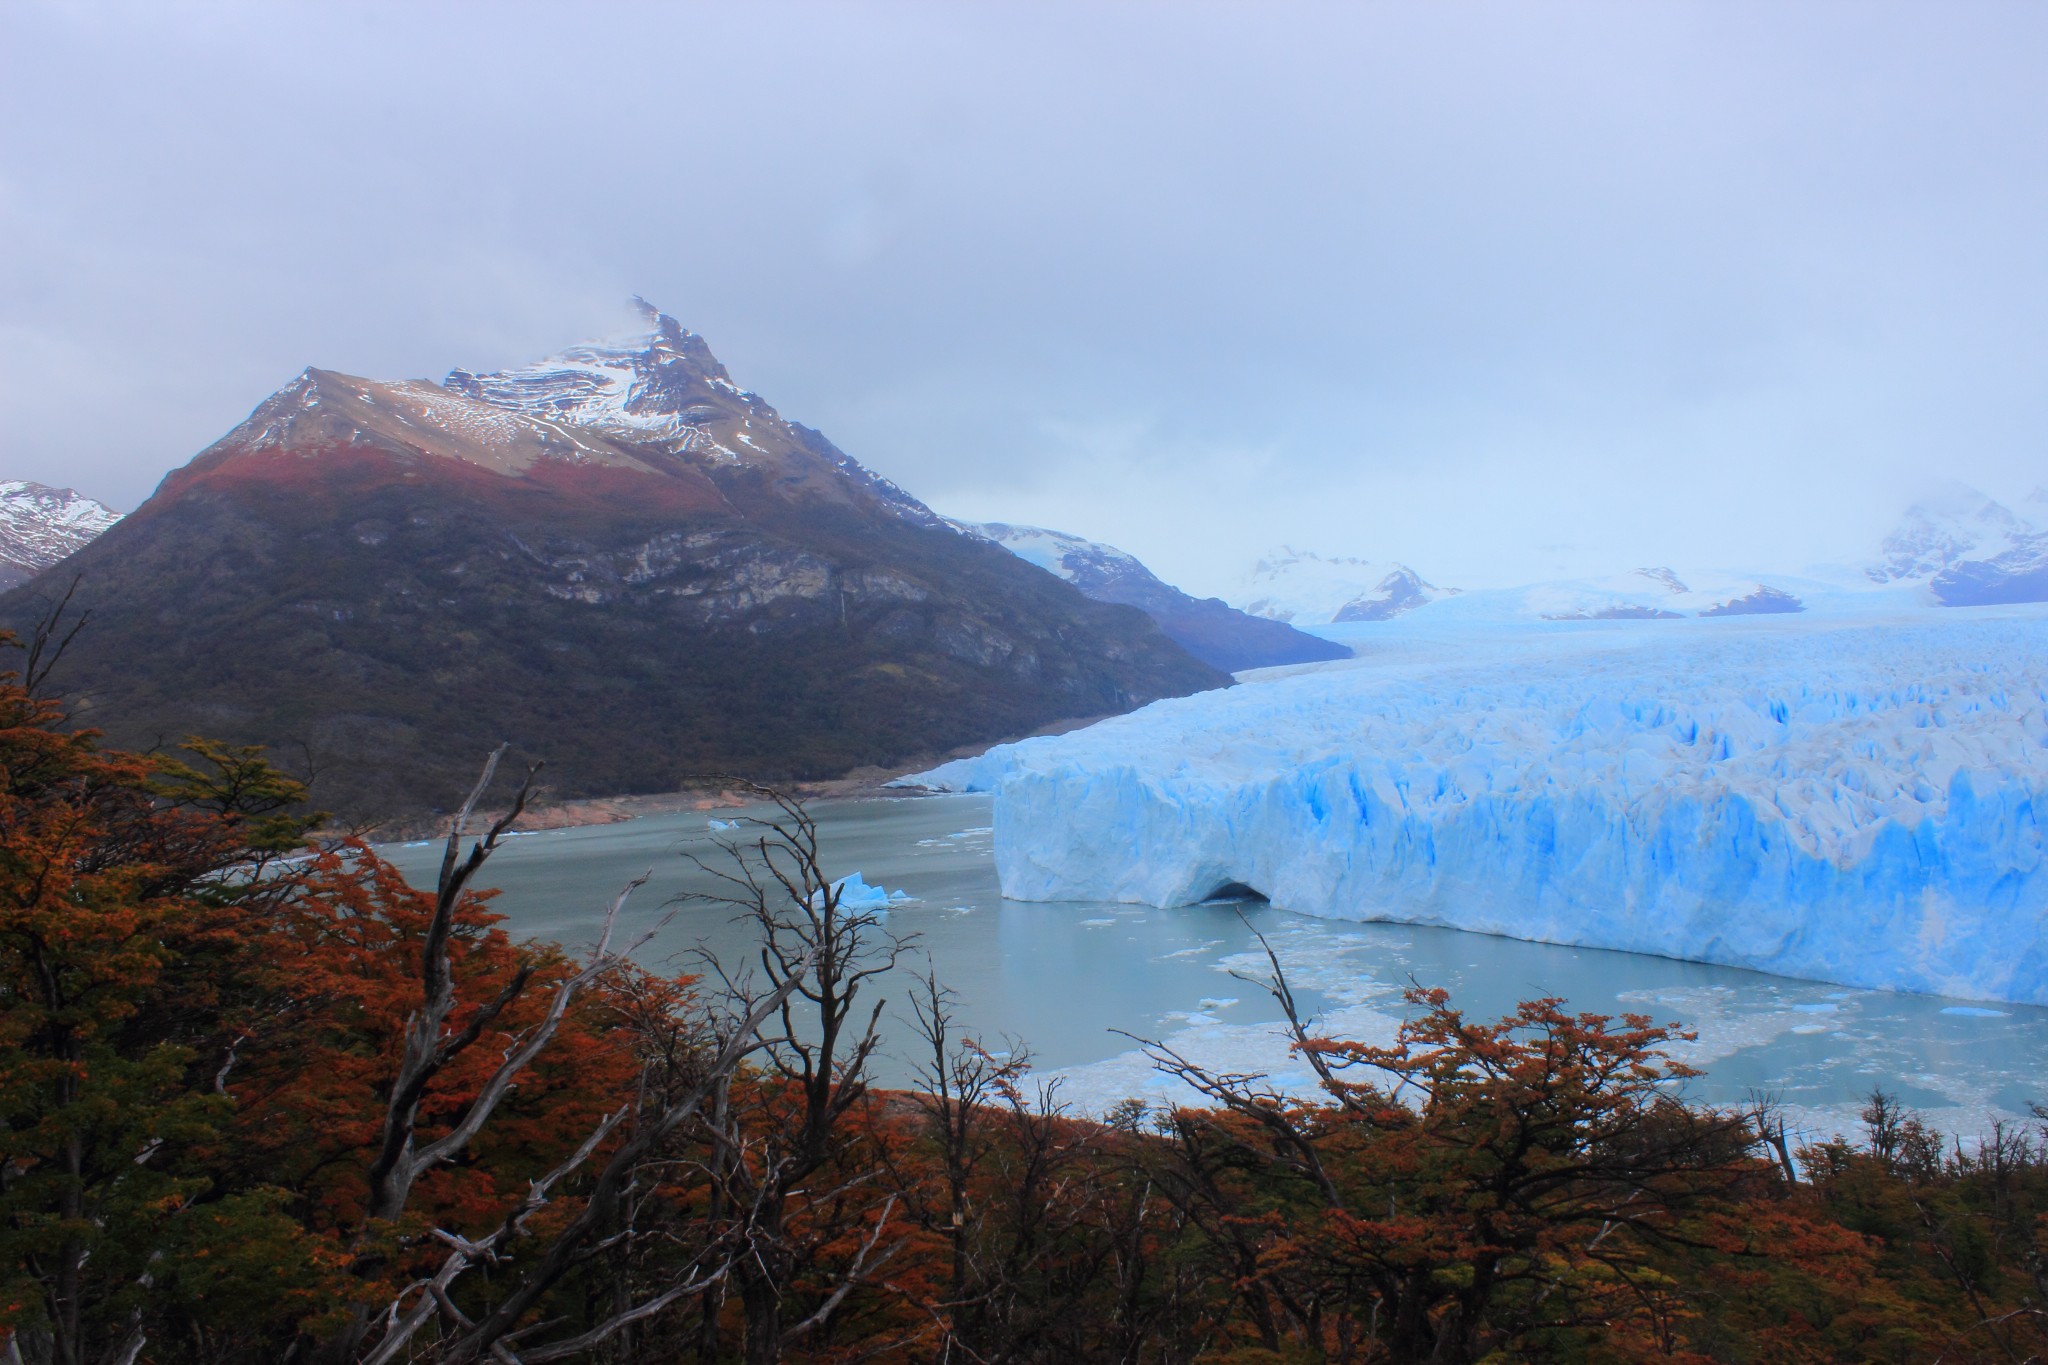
[378,793,2048,1142]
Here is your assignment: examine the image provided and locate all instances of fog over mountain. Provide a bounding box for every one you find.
[4,1,2045,595]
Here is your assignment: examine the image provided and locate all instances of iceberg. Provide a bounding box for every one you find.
[913,611,2048,1005]
[814,872,911,913]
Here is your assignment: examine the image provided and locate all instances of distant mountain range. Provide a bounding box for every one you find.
[965,523,1348,672]
[0,302,1224,818]
[3,325,2040,820]
[1218,481,2048,626]
[0,482,121,590]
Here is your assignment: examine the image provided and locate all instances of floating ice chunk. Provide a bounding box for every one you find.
[1940,1006,2011,1017]
[814,871,912,912]
[707,818,738,831]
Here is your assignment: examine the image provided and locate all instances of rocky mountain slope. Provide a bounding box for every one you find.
[967,522,1348,671]
[0,482,120,590]
[2,303,1225,817]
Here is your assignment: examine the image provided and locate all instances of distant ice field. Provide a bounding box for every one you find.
[912,605,2048,1005]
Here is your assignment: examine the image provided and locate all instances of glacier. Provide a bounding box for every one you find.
[910,610,2048,1005]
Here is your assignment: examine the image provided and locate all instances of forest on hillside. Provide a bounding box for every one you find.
[3,628,2046,1365]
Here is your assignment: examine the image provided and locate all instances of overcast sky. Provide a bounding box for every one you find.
[3,1,2043,594]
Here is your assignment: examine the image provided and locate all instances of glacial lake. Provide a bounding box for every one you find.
[380,792,2048,1144]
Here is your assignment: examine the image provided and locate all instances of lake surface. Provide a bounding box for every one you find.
[379,793,2048,1144]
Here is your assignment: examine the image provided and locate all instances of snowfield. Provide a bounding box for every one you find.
[910,608,2048,1005]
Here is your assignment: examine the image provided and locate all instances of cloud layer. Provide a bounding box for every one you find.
[4,1,2043,592]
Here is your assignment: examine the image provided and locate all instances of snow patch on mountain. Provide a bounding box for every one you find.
[966,522,1148,585]
[909,610,2048,1005]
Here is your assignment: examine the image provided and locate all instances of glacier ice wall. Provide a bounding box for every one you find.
[913,614,2048,1004]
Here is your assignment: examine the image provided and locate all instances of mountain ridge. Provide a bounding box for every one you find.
[965,522,1349,672]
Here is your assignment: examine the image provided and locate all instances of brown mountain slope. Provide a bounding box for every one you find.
[4,308,1225,818]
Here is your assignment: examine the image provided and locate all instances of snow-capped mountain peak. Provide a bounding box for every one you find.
[434,298,938,524]
[1861,481,2048,606]
[1869,481,2036,584]
[1230,546,1450,625]
[0,481,121,588]
[445,298,750,442]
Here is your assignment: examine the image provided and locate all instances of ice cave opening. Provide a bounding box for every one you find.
[1203,881,1269,904]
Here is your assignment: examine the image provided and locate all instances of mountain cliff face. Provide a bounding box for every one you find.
[0,482,121,590]
[3,303,1225,817]
[967,523,1348,672]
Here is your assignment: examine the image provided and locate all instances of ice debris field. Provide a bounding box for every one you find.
[912,610,2048,1005]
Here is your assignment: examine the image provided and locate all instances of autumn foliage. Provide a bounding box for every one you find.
[1,640,2045,1363]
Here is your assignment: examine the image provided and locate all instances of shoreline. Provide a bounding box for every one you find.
[353,713,1110,843]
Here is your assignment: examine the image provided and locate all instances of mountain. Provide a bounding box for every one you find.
[1870,482,2048,606]
[1,302,1225,818]
[1533,567,1805,620]
[1869,482,2030,583]
[1230,548,1452,625]
[0,482,121,590]
[965,523,1348,672]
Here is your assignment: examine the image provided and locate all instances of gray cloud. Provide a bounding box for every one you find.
[2,0,2043,594]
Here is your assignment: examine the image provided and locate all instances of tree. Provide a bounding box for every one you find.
[0,636,322,1365]
[1135,924,1770,1362]
[684,784,909,1365]
[276,752,809,1365]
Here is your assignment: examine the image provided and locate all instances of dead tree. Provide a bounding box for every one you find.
[362,972,809,1365]
[312,748,710,1364]
[686,782,910,1365]
[884,968,1147,1363]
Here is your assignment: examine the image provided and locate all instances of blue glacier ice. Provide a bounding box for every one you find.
[910,610,2048,1005]
[816,872,911,913]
